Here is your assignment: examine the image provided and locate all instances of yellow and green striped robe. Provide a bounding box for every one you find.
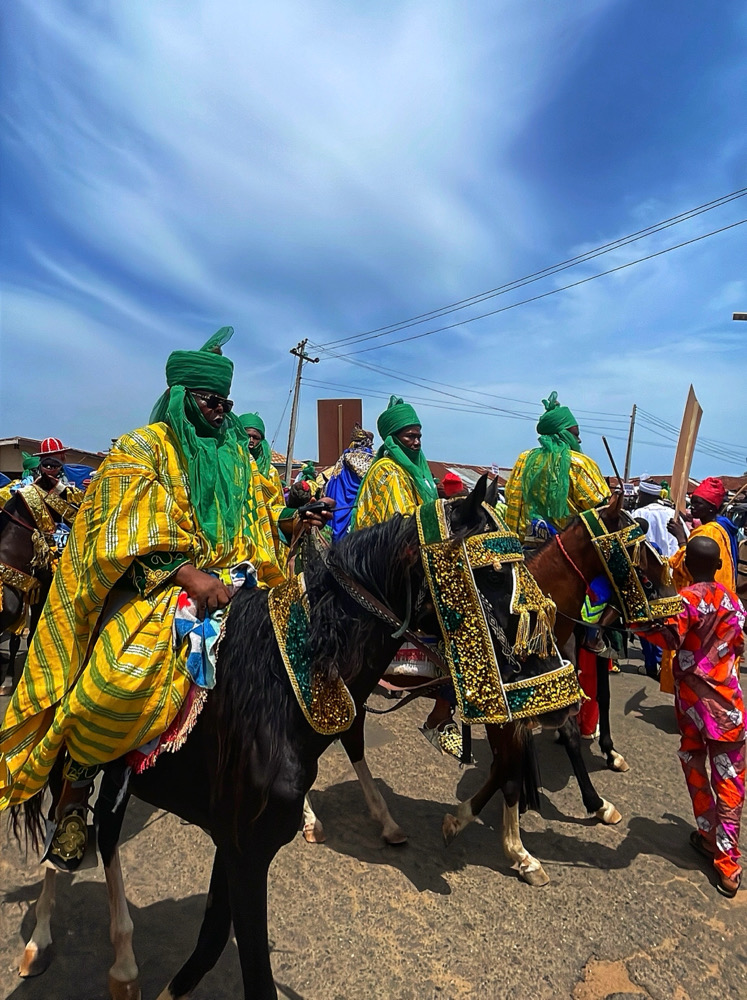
[254,461,289,567]
[351,457,420,530]
[0,423,286,808]
[504,449,610,539]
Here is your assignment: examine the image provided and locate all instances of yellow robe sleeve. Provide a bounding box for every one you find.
[352,458,419,530]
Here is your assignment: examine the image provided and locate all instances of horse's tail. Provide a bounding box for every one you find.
[7,753,63,853]
[518,723,542,815]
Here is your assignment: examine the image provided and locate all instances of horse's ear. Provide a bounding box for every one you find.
[602,489,624,526]
[458,474,488,527]
[485,476,501,508]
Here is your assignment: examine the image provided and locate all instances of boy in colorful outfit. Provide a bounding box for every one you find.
[635,536,746,897]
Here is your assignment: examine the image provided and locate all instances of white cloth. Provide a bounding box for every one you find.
[632,500,680,557]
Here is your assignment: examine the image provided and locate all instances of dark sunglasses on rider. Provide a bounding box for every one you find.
[40,458,63,469]
[190,390,234,412]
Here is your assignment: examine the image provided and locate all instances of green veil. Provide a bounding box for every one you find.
[150,327,253,547]
[359,395,438,504]
[521,390,581,524]
[238,412,272,477]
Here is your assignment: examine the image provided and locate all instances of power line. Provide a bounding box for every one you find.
[312,187,747,351]
[327,217,747,357]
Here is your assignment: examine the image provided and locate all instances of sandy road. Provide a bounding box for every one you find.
[1,656,745,999]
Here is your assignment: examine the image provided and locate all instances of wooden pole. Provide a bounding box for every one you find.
[623,404,636,481]
[284,339,319,485]
[670,385,702,515]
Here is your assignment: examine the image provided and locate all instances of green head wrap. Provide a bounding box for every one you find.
[22,451,40,474]
[301,461,318,483]
[238,411,272,478]
[376,395,420,441]
[150,327,254,548]
[360,395,437,506]
[521,391,582,526]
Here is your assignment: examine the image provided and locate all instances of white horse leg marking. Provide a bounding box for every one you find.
[19,867,56,977]
[301,794,326,843]
[593,797,622,824]
[105,847,141,1000]
[442,798,476,846]
[501,800,549,887]
[352,758,407,844]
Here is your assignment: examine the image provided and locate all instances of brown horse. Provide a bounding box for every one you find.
[303,490,675,885]
[0,475,81,693]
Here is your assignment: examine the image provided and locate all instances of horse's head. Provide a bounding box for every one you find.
[591,492,679,620]
[418,475,580,729]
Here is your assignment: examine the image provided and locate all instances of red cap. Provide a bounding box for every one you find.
[35,437,67,457]
[691,477,726,508]
[442,472,465,497]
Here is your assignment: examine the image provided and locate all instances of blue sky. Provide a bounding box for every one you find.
[1,1,746,479]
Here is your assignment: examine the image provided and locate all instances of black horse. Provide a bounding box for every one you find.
[13,481,577,1000]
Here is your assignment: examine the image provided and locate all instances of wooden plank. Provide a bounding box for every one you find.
[670,385,702,514]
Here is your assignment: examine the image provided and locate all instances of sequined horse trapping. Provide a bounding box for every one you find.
[417,499,579,726]
[269,573,357,735]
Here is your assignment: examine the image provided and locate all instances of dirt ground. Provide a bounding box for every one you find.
[1,652,746,999]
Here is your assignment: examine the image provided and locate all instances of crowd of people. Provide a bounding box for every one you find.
[0,327,744,897]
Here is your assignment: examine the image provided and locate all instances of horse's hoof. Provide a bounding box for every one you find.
[593,798,622,825]
[108,974,142,1000]
[518,865,550,887]
[19,942,53,977]
[303,821,327,844]
[442,813,460,847]
[607,751,630,772]
[383,827,408,846]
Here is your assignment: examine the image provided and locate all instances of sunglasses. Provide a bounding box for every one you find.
[40,459,63,469]
[190,390,234,412]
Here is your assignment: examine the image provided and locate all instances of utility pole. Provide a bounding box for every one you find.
[623,403,636,482]
[285,339,319,485]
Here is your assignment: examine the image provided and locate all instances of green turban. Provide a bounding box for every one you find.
[164,326,234,395]
[238,411,272,477]
[22,451,40,474]
[149,327,253,548]
[536,391,578,437]
[377,395,420,440]
[363,394,437,504]
[521,391,582,526]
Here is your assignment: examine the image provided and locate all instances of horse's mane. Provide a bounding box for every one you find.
[210,514,421,825]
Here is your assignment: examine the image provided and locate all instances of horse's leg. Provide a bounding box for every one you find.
[97,767,140,1000]
[557,717,621,824]
[156,850,232,1000]
[301,794,326,843]
[104,847,141,1000]
[18,868,56,977]
[501,799,549,888]
[596,655,629,772]
[340,711,407,844]
[223,844,276,1000]
[442,725,505,846]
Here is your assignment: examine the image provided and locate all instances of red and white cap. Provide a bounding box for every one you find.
[35,437,67,457]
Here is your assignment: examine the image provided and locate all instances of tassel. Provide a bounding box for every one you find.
[661,557,673,587]
[30,529,51,571]
[513,609,531,659]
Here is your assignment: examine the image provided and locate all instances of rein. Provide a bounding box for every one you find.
[554,534,589,590]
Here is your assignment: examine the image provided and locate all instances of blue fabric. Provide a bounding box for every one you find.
[0,472,9,487]
[326,457,367,541]
[715,515,739,578]
[63,464,95,488]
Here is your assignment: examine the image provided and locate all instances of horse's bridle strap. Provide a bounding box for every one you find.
[323,555,447,672]
[0,560,40,594]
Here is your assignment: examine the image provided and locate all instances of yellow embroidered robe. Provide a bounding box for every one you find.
[504,450,611,538]
[351,457,420,530]
[0,423,285,807]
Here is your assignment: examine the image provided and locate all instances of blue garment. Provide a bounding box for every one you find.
[326,452,371,541]
[0,472,10,488]
[715,515,739,579]
[63,464,95,489]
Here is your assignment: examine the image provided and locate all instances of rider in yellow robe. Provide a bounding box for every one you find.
[238,411,293,566]
[0,330,288,819]
[504,391,610,539]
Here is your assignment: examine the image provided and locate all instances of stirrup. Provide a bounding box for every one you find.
[420,722,469,762]
[41,807,89,872]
